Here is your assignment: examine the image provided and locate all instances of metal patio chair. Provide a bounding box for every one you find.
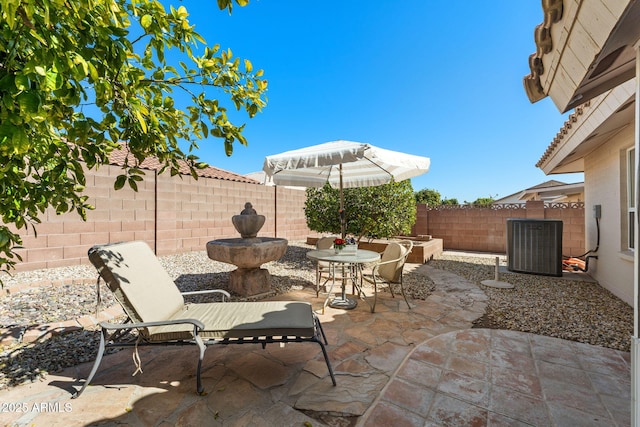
[359,240,413,312]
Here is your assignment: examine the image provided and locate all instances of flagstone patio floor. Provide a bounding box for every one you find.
[0,264,630,426]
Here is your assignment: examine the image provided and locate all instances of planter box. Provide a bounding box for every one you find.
[306,237,443,263]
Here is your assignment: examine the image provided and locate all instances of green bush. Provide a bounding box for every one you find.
[305,180,416,241]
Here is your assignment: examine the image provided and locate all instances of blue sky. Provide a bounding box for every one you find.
[170,1,581,203]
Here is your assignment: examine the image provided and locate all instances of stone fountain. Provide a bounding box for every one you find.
[206,203,288,296]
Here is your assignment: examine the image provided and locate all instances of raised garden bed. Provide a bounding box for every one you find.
[305,236,443,263]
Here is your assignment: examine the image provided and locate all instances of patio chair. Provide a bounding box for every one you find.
[315,236,336,296]
[73,241,336,398]
[359,240,413,313]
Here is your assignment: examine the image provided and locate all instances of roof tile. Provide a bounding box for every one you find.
[107,146,259,184]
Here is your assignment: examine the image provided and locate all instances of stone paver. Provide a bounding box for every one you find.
[0,263,630,426]
[360,327,630,426]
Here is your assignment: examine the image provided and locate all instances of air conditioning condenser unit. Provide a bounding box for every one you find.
[506,219,563,277]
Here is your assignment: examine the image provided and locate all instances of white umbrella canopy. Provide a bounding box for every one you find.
[262,140,431,189]
[263,140,431,237]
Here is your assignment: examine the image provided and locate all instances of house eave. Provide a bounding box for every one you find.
[536,79,636,175]
[524,0,639,113]
[521,182,584,199]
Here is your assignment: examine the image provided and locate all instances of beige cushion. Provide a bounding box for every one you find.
[147,301,316,341]
[89,241,185,324]
[316,236,336,250]
[89,241,316,342]
[377,242,406,283]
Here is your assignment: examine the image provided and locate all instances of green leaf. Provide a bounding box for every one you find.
[1,0,18,29]
[141,14,152,29]
[15,75,29,91]
[87,62,99,81]
[128,177,139,192]
[18,92,41,113]
[176,6,189,19]
[114,175,127,190]
[0,0,267,274]
[45,71,63,90]
[134,110,148,133]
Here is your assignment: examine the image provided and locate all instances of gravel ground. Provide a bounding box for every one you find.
[0,242,633,390]
[429,252,634,352]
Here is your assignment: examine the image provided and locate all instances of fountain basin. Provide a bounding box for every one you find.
[206,202,287,297]
[206,237,288,269]
[232,214,265,239]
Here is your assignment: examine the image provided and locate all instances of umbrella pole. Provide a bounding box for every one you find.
[340,164,345,238]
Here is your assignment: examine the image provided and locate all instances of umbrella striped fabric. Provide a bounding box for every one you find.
[262,140,430,189]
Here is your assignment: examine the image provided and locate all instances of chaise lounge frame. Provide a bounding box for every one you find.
[73,241,336,398]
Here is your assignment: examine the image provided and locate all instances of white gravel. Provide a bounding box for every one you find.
[429,252,634,352]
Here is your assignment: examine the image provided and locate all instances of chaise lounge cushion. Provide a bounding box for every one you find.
[89,241,185,324]
[148,301,317,341]
[89,241,316,342]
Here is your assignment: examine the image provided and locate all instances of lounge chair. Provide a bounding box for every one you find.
[73,241,336,398]
[359,240,413,312]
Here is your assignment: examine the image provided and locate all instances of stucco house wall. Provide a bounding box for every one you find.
[533,78,636,309]
[583,125,635,305]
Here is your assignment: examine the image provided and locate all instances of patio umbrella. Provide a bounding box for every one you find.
[262,140,431,237]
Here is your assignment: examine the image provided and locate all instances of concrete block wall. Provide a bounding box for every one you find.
[8,164,311,272]
[413,204,429,236]
[273,186,310,238]
[6,165,586,272]
[415,201,585,256]
[543,205,586,257]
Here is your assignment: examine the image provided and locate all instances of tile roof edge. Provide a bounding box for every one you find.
[523,0,564,104]
[535,100,591,168]
[106,146,260,184]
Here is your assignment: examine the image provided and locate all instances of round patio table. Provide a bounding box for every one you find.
[306,248,380,309]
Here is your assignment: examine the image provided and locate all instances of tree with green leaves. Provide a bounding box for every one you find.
[305,180,417,241]
[0,0,266,272]
[442,198,459,205]
[470,196,496,207]
[414,188,441,207]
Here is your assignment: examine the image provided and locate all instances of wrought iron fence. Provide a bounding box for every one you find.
[428,202,584,211]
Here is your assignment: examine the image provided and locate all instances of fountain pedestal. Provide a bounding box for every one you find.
[206,203,288,297]
[230,268,271,296]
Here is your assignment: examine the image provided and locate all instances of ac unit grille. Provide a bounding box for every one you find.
[507,219,563,277]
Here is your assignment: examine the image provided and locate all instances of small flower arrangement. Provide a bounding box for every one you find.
[333,238,346,250]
